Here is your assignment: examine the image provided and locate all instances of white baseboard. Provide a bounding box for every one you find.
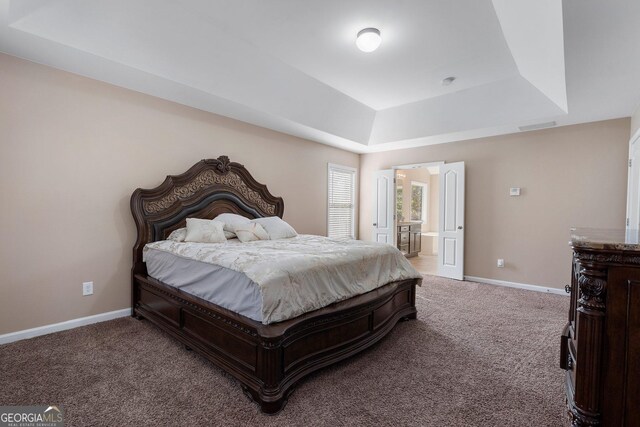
[0,308,131,345]
[464,276,569,296]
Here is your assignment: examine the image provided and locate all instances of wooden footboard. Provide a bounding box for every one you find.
[133,274,419,413]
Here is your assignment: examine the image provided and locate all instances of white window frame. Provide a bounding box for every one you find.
[327,163,357,239]
[410,181,428,223]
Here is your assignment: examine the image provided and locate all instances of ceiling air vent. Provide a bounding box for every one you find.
[518,121,557,132]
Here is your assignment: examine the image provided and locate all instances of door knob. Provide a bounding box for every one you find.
[373,223,377,226]
[457,226,463,230]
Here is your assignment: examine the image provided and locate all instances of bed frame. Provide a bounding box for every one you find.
[130,156,420,413]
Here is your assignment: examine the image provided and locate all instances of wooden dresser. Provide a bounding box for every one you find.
[397,222,422,257]
[562,228,640,426]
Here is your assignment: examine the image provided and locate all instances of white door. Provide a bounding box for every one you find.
[438,162,465,280]
[373,169,395,245]
[627,134,640,230]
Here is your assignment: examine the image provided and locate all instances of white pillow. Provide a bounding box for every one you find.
[167,227,187,242]
[252,217,297,240]
[214,213,252,233]
[168,227,234,241]
[235,222,269,243]
[184,218,226,243]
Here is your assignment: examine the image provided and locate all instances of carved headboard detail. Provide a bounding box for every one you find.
[130,156,284,275]
[142,170,277,216]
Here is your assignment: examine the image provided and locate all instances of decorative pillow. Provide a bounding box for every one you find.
[234,222,269,243]
[252,216,297,240]
[167,227,187,242]
[214,213,251,233]
[168,227,234,241]
[184,218,226,243]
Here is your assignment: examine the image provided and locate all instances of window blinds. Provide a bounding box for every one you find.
[328,165,356,239]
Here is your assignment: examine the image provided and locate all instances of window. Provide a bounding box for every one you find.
[328,164,357,239]
[410,181,428,222]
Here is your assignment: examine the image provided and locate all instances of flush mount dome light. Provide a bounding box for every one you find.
[356,28,382,52]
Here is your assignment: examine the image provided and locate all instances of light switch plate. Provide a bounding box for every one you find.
[509,187,521,196]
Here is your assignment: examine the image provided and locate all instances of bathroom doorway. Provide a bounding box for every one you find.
[372,161,465,279]
[395,165,440,275]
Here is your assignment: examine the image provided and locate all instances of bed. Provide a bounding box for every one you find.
[130,156,422,413]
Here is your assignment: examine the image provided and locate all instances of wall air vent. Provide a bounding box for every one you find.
[518,121,557,132]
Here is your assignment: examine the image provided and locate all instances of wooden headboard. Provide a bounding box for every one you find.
[130,155,284,274]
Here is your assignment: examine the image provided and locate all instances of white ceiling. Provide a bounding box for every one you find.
[191,0,520,110]
[0,0,639,153]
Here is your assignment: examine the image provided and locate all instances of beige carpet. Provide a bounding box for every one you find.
[0,276,568,426]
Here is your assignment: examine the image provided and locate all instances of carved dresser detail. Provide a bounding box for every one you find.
[561,228,640,426]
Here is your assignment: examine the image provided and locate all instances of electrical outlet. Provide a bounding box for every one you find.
[82,281,94,296]
[497,259,505,268]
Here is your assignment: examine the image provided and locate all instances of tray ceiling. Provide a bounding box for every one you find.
[1,0,639,153]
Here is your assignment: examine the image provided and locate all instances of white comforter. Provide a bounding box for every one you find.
[144,235,422,324]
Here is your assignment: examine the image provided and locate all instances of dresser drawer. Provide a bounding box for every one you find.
[410,224,422,232]
[399,233,409,243]
[399,225,409,232]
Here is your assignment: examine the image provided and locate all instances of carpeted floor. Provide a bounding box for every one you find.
[0,276,568,426]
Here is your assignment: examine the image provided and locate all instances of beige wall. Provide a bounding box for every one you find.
[0,53,359,335]
[361,119,630,289]
[632,104,640,138]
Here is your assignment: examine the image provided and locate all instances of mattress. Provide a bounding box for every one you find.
[144,243,264,322]
[144,235,422,324]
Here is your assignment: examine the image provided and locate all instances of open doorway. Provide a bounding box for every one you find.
[395,165,440,275]
[372,161,465,279]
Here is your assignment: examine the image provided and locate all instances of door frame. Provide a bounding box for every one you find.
[392,161,445,170]
[627,128,640,230]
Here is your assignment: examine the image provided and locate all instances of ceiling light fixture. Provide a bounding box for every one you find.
[441,76,456,86]
[356,28,382,53]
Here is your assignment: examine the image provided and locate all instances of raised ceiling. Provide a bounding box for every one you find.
[198,0,520,110]
[1,0,638,153]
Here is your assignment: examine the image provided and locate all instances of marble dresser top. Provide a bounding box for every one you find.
[570,228,640,251]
